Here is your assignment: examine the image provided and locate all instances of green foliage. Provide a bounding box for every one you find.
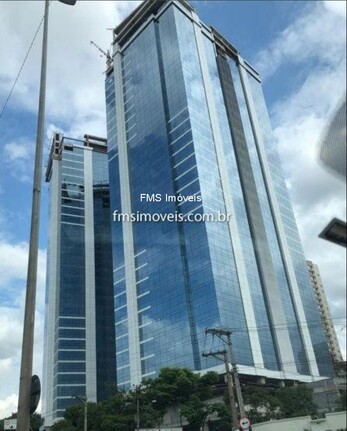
[243,384,317,424]
[99,391,137,431]
[336,390,347,411]
[276,385,316,418]
[143,368,226,429]
[243,386,279,423]
[50,368,227,431]
[142,368,225,430]
[0,372,323,431]
[143,367,218,405]
[32,413,43,431]
[45,369,322,430]
[180,396,228,431]
[0,373,327,431]
[51,391,138,431]
[50,420,76,431]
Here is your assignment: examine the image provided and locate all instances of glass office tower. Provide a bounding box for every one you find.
[42,134,115,427]
[105,0,334,388]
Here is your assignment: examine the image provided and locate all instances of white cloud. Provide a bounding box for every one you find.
[0,303,44,419]
[0,241,46,295]
[324,0,346,18]
[0,242,31,292]
[0,308,23,360]
[0,1,141,134]
[2,138,34,183]
[0,239,46,418]
[0,307,44,419]
[4,142,31,161]
[255,2,346,80]
[0,393,18,420]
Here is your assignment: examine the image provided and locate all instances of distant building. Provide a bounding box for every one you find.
[306,260,343,365]
[41,133,115,428]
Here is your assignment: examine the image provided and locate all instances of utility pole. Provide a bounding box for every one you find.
[72,394,87,431]
[225,331,246,418]
[202,350,238,431]
[205,328,246,418]
[84,399,88,431]
[135,385,141,431]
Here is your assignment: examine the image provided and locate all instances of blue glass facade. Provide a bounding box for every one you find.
[244,76,334,376]
[42,134,115,426]
[106,0,334,387]
[55,145,87,415]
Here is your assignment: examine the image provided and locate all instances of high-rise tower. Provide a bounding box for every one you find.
[105,0,335,388]
[307,260,343,365]
[105,0,334,388]
[41,133,115,427]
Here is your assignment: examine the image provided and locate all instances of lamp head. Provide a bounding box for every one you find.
[58,0,77,5]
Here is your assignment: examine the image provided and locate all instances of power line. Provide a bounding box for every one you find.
[219,315,346,334]
[0,7,47,122]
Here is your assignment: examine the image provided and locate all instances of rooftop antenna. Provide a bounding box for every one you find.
[90,40,112,69]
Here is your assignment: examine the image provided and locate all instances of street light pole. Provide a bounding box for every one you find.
[17,1,49,429]
[17,1,76,429]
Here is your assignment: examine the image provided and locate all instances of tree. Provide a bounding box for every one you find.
[50,390,138,431]
[50,419,76,431]
[277,385,316,418]
[30,413,43,431]
[242,384,317,423]
[99,391,137,431]
[142,367,219,405]
[336,390,347,412]
[49,368,228,431]
[142,368,229,430]
[180,395,229,431]
[243,386,279,423]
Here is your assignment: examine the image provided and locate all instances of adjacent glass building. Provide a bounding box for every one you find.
[41,133,115,427]
[105,0,334,388]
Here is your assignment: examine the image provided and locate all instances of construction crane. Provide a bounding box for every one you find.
[90,40,112,69]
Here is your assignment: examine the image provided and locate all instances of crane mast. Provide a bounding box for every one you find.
[90,40,112,69]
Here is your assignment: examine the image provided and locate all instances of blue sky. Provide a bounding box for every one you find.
[0,0,345,419]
